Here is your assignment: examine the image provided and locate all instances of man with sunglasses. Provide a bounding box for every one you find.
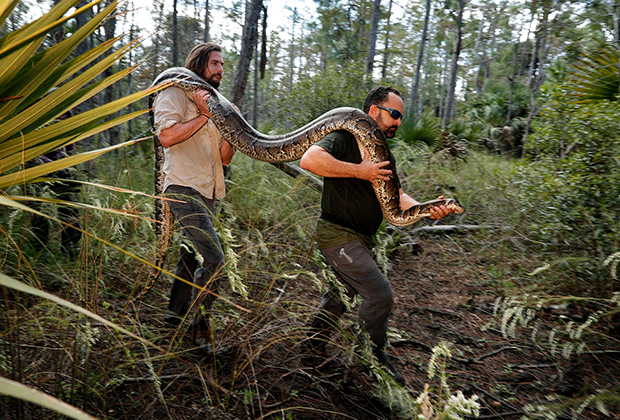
[299,86,455,383]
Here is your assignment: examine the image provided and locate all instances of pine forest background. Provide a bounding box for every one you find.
[1,0,620,419]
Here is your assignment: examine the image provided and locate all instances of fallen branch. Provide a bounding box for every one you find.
[408,224,500,234]
[471,384,521,414]
[391,339,432,352]
[272,280,288,305]
[466,411,525,419]
[270,162,323,192]
[452,346,520,365]
[120,371,230,396]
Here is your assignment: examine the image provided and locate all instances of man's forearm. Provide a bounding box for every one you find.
[158,114,209,148]
[399,189,419,210]
[300,146,362,178]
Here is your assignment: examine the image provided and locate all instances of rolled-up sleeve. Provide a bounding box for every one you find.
[153,87,187,136]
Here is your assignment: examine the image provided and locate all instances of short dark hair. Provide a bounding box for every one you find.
[363,86,402,113]
[185,43,222,75]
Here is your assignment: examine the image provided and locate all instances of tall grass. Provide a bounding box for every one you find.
[3,139,618,418]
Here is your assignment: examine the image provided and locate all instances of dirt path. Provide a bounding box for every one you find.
[242,238,619,419]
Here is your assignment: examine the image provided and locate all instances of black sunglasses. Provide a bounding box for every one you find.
[376,105,403,121]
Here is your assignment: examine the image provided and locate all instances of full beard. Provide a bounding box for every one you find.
[384,126,398,138]
[206,75,221,89]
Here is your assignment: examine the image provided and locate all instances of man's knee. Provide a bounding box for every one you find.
[373,284,394,314]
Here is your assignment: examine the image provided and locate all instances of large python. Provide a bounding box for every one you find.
[138,67,464,300]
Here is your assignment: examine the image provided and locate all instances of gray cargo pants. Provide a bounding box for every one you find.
[164,185,225,321]
[309,241,394,350]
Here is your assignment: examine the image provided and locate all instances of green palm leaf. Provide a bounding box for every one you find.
[567,43,620,102]
[0,137,145,189]
[0,0,20,29]
[395,112,442,149]
[0,0,165,192]
[0,0,102,82]
[0,376,97,420]
[0,0,114,120]
[1,67,152,166]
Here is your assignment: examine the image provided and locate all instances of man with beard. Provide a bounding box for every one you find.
[299,86,455,383]
[152,43,235,348]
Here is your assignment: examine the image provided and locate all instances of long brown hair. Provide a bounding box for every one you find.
[184,43,222,75]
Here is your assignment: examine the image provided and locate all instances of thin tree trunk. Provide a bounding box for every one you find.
[439,40,450,120]
[366,0,381,75]
[521,5,551,157]
[381,0,393,80]
[252,38,258,127]
[259,6,267,79]
[410,0,431,116]
[443,0,464,127]
[288,7,297,94]
[231,0,263,109]
[126,22,135,133]
[486,0,506,81]
[418,13,434,116]
[203,0,209,42]
[507,43,518,124]
[172,0,178,66]
[474,15,485,97]
[152,0,165,82]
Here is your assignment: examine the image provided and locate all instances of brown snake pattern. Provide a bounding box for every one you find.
[137,68,464,300]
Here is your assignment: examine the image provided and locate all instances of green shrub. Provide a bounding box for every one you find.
[505,97,620,293]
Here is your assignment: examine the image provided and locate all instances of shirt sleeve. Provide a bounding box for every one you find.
[316,131,353,161]
[152,87,187,136]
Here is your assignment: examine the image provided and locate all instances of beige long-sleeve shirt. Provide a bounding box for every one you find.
[153,87,226,199]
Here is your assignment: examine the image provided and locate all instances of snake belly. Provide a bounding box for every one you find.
[138,68,464,300]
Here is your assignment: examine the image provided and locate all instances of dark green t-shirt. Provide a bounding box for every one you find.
[315,130,399,248]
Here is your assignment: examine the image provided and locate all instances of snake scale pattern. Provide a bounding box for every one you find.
[138,67,464,300]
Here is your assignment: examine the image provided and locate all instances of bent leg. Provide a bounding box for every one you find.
[319,241,393,349]
[165,186,225,323]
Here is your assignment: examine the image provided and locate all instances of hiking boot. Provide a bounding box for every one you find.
[163,311,183,327]
[191,317,212,350]
[374,349,405,384]
[300,329,331,364]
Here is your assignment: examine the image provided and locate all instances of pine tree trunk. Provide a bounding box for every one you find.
[231,0,263,110]
[418,13,434,116]
[172,0,179,66]
[152,0,165,82]
[204,0,209,42]
[439,40,450,121]
[381,0,392,80]
[259,6,267,79]
[521,4,551,157]
[288,8,297,94]
[366,0,381,75]
[474,16,485,97]
[410,0,431,116]
[443,0,464,127]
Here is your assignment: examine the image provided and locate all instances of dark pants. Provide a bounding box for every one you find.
[31,172,82,253]
[309,241,394,350]
[165,185,225,322]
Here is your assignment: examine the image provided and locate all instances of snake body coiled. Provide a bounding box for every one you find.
[138,68,464,300]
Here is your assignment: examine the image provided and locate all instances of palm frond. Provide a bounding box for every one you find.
[396,112,442,150]
[567,43,620,102]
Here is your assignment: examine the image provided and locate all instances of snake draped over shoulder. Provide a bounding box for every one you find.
[138,67,464,300]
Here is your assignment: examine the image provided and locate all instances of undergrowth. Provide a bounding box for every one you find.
[2,146,619,418]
